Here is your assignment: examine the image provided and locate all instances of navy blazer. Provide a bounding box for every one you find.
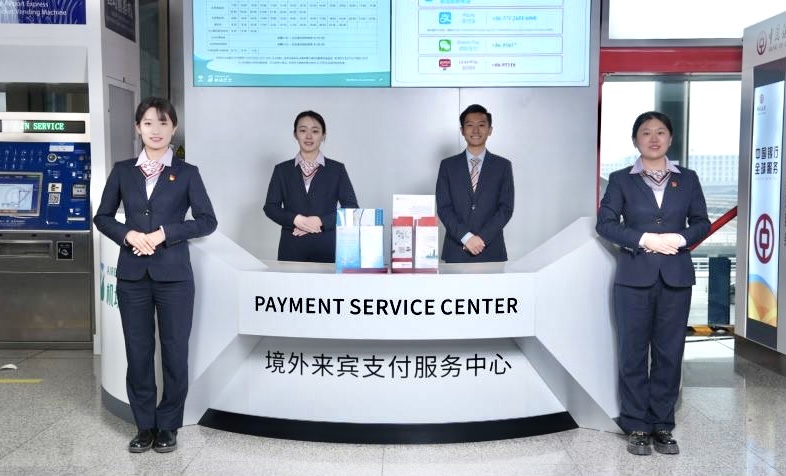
[264,157,358,262]
[596,166,710,288]
[94,158,218,281]
[436,151,514,263]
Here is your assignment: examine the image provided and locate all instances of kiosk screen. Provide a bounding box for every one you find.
[0,172,43,216]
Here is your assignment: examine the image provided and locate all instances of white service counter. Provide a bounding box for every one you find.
[99,217,621,443]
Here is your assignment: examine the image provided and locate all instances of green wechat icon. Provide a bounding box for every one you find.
[439,39,451,52]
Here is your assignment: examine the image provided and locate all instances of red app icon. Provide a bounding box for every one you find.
[439,58,451,68]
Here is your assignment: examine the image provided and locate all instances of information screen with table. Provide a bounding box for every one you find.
[192,0,590,87]
[193,0,392,86]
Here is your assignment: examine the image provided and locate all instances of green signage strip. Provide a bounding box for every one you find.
[22,120,86,134]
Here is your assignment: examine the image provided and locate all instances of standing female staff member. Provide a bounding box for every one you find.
[596,111,709,456]
[264,110,358,262]
[94,97,217,453]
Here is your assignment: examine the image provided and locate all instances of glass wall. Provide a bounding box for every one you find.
[139,0,168,98]
[599,81,655,176]
[603,0,786,45]
[0,83,88,112]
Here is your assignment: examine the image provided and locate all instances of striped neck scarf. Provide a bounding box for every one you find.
[299,159,321,188]
[640,169,671,192]
[139,159,164,180]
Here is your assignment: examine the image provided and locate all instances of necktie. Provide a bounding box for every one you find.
[470,157,480,192]
[139,159,164,180]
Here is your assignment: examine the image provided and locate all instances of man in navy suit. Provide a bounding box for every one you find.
[94,98,217,453]
[436,104,514,263]
[596,111,709,456]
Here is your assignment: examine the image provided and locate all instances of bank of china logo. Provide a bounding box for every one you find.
[757,31,767,55]
[754,213,774,264]
[757,94,766,113]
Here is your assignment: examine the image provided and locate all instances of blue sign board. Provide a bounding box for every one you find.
[0,1,86,25]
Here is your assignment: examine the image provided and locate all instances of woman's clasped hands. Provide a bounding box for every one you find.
[292,214,322,236]
[126,229,165,256]
[642,232,683,255]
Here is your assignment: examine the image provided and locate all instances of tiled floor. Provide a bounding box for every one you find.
[0,338,784,475]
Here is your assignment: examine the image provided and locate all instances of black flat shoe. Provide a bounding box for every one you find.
[653,430,679,454]
[153,429,178,453]
[129,429,156,453]
[627,431,652,455]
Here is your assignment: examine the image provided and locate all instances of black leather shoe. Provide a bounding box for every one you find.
[153,429,178,453]
[627,431,652,455]
[653,430,679,454]
[129,429,156,453]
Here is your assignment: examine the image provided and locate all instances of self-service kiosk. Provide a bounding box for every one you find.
[0,112,92,347]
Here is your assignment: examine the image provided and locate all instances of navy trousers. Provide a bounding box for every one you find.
[614,275,692,433]
[117,274,194,431]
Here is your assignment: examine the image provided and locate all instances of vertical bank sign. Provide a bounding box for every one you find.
[748,77,784,334]
[0,1,86,24]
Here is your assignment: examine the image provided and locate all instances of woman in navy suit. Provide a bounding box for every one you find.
[94,97,217,453]
[596,111,709,456]
[264,110,358,262]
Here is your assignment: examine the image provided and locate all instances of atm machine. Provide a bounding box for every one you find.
[0,112,92,348]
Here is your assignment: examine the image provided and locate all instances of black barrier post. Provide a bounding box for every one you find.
[708,257,731,326]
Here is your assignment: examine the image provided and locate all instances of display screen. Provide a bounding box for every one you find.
[0,120,86,134]
[24,120,86,134]
[746,58,786,349]
[193,0,392,87]
[192,0,590,88]
[0,172,43,216]
[392,0,590,87]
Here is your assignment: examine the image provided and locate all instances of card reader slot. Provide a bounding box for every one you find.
[0,240,53,257]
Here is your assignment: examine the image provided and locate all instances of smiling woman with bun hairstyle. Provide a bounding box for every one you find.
[264,110,358,263]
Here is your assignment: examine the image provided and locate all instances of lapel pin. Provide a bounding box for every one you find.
[169,174,176,181]
[671,181,678,188]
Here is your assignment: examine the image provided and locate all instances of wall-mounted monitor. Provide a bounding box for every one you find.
[0,172,43,217]
[392,0,590,87]
[192,0,591,88]
[193,0,392,87]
